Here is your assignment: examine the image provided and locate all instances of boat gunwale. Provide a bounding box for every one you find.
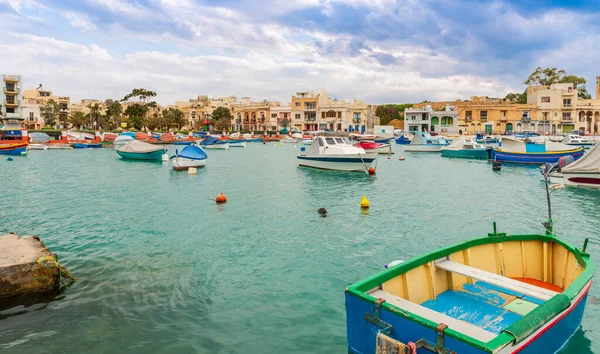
[492,147,584,155]
[345,233,595,352]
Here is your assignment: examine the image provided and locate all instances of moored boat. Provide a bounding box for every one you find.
[353,140,392,154]
[29,143,48,150]
[171,144,208,170]
[549,142,600,188]
[29,132,50,144]
[297,136,377,172]
[229,140,247,148]
[116,140,166,161]
[561,134,594,149]
[441,139,490,159]
[404,132,449,152]
[491,137,584,164]
[113,135,134,150]
[395,133,413,145]
[199,136,230,150]
[0,142,27,155]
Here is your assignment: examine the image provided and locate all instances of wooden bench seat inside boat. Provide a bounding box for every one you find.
[434,259,559,301]
[368,288,498,343]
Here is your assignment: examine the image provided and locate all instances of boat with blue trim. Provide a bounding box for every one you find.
[171,144,208,170]
[403,132,449,152]
[441,139,490,159]
[345,223,594,354]
[229,139,247,148]
[0,142,27,155]
[199,136,230,150]
[491,137,584,164]
[561,134,594,149]
[116,140,166,161]
[297,136,377,172]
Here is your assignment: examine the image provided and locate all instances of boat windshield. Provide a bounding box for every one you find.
[334,138,345,144]
[325,137,336,145]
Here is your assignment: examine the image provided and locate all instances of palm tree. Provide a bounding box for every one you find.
[86,103,101,130]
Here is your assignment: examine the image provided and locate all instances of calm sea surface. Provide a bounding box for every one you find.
[0,143,598,353]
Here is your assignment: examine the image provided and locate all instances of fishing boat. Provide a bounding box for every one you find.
[561,134,594,149]
[116,140,166,161]
[199,136,230,150]
[171,144,208,170]
[0,142,27,155]
[549,142,600,188]
[345,169,594,354]
[29,132,50,144]
[46,142,72,149]
[73,142,102,149]
[441,139,490,159]
[113,135,134,150]
[476,133,500,146]
[404,132,449,152]
[29,144,48,150]
[229,139,247,148]
[297,136,377,172]
[353,140,392,154]
[395,133,413,145]
[373,136,391,144]
[491,137,584,164]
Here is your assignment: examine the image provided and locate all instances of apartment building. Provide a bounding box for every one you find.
[404,104,459,134]
[1,74,24,129]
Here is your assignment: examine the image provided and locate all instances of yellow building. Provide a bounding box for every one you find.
[2,74,24,129]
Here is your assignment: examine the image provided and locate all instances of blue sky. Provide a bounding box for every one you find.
[1,0,599,105]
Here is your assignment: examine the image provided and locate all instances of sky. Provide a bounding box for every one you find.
[1,0,599,105]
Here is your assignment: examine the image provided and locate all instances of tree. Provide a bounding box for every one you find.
[524,67,591,99]
[69,111,86,129]
[124,103,148,130]
[162,107,185,129]
[86,102,101,130]
[212,107,232,121]
[505,89,527,104]
[210,107,232,132]
[375,104,413,125]
[105,99,123,130]
[40,99,60,128]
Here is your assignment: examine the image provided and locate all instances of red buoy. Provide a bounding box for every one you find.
[216,192,227,204]
[368,167,376,175]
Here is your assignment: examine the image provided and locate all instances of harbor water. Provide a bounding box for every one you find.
[0,143,598,353]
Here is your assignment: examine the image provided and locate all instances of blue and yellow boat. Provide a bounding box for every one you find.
[345,223,594,353]
[491,137,583,164]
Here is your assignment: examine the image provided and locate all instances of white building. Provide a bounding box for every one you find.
[22,98,42,130]
[404,104,459,135]
[1,74,23,129]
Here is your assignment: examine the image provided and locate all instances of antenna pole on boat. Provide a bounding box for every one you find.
[541,163,555,234]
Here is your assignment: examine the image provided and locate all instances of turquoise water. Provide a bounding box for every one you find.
[0,143,598,353]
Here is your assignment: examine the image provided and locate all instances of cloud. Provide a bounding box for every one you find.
[1,0,599,105]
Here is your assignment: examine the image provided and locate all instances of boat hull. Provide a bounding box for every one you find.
[229,141,246,148]
[116,150,164,161]
[549,172,600,188]
[363,145,392,154]
[47,144,71,150]
[171,157,206,170]
[172,141,194,145]
[441,149,490,159]
[0,144,27,155]
[491,148,584,164]
[202,143,229,150]
[404,144,445,152]
[29,144,48,150]
[297,155,377,171]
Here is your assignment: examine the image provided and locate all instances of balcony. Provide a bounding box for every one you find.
[562,104,572,108]
[561,117,573,123]
[521,117,531,123]
[4,99,20,106]
[3,75,20,82]
[480,117,488,122]
[305,117,317,122]
[500,119,507,123]
[4,87,19,94]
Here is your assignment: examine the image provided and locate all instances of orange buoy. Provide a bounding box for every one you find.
[399,156,405,161]
[387,156,390,160]
[216,192,227,204]
[368,167,376,175]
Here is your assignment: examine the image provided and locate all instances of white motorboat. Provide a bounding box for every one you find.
[29,144,48,150]
[561,134,594,149]
[171,144,208,170]
[297,136,377,172]
[47,143,72,149]
[549,142,600,188]
[229,140,247,148]
[403,132,449,152]
[113,135,134,150]
[302,138,315,145]
[280,136,298,144]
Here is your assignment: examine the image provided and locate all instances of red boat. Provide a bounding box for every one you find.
[353,140,392,154]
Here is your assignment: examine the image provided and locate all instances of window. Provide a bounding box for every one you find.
[542,112,549,120]
[306,112,316,121]
[563,99,571,108]
[410,115,416,120]
[562,112,571,120]
[295,102,300,107]
[305,102,316,110]
[325,138,336,145]
[501,110,507,117]
[271,113,277,118]
[465,111,472,120]
[480,111,488,119]
[295,114,301,119]
[29,112,34,120]
[324,111,337,118]
[541,97,550,103]
[354,113,361,121]
[522,111,529,118]
[6,107,15,113]
[40,91,50,97]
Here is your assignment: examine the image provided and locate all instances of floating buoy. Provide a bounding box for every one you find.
[279,142,283,146]
[6,157,13,161]
[216,192,227,204]
[368,167,376,175]
[360,195,370,209]
[188,167,197,175]
[300,147,306,152]
[399,156,405,161]
[317,208,327,217]
[492,161,501,171]
[387,156,390,160]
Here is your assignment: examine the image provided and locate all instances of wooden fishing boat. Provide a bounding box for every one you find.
[345,171,594,354]
[549,142,600,188]
[0,142,28,155]
[116,140,166,161]
[491,137,584,164]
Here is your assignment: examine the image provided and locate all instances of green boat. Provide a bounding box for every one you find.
[115,140,166,161]
[441,139,490,159]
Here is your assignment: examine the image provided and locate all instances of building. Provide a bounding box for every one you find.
[404,104,459,134]
[269,105,292,131]
[1,74,24,129]
[457,99,537,135]
[231,100,279,132]
[22,98,42,130]
[291,91,318,131]
[23,86,71,128]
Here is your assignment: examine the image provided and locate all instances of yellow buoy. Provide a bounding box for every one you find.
[360,195,370,209]
[279,142,283,146]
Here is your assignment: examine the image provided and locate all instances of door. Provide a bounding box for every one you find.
[505,123,513,132]
[485,124,492,134]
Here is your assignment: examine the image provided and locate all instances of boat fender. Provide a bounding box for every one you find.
[216,193,227,204]
[559,155,575,168]
[162,153,169,162]
[384,260,404,269]
[368,167,375,175]
[360,195,370,208]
